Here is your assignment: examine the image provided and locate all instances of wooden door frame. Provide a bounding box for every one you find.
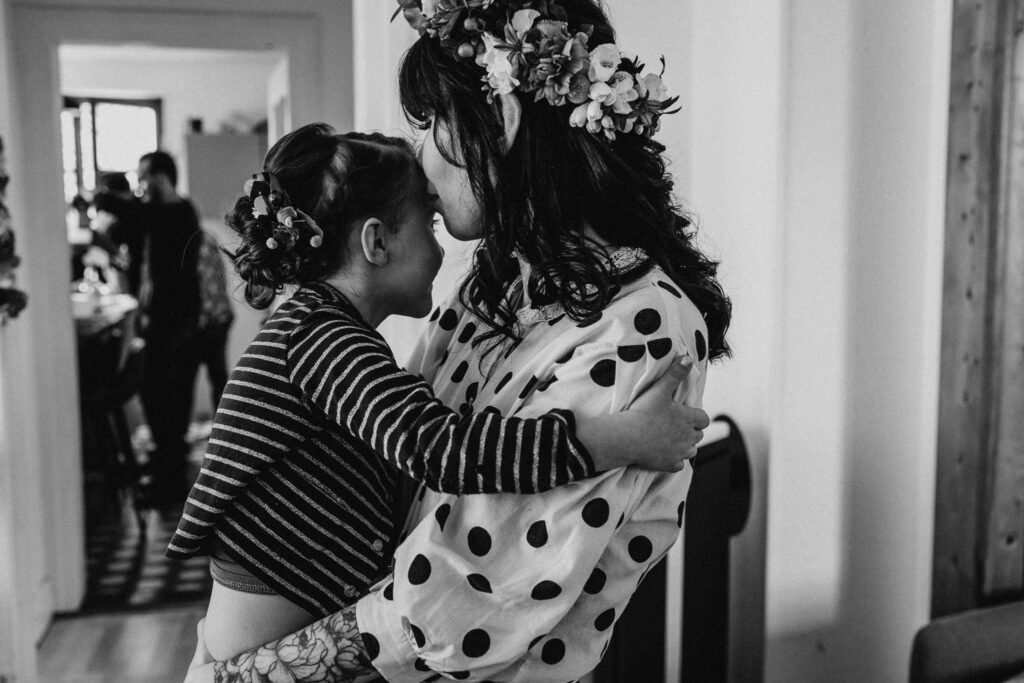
[933,0,1024,617]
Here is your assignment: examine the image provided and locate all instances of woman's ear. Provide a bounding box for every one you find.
[496,92,523,154]
[358,218,390,266]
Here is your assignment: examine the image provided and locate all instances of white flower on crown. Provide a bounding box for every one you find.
[588,43,621,83]
[639,73,669,102]
[510,8,540,39]
[587,72,638,115]
[480,32,520,95]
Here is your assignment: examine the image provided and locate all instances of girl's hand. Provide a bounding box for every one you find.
[578,359,711,473]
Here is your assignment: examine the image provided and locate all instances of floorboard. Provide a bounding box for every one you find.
[38,604,206,683]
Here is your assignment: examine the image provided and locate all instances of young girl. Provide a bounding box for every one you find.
[168,123,709,660]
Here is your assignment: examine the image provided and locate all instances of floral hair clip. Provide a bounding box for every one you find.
[393,0,679,141]
[244,171,324,251]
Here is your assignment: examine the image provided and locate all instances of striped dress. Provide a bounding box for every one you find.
[166,282,594,617]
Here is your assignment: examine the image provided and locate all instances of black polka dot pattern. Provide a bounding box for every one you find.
[657,280,682,298]
[555,349,574,364]
[415,657,431,672]
[584,567,606,595]
[531,580,562,600]
[408,554,431,585]
[468,527,492,556]
[494,371,514,393]
[462,629,490,658]
[519,376,539,399]
[595,608,615,631]
[628,536,653,563]
[439,309,458,331]
[383,582,394,600]
[529,634,545,650]
[617,345,645,362]
[451,361,469,383]
[448,671,470,680]
[429,307,440,322]
[465,382,479,404]
[467,573,492,593]
[439,349,450,366]
[458,322,477,344]
[527,521,548,548]
[616,512,625,529]
[547,314,566,326]
[435,504,451,532]
[647,338,672,360]
[362,633,380,660]
[582,498,610,527]
[695,330,707,361]
[409,622,426,647]
[590,359,616,387]
[542,638,566,665]
[634,308,662,335]
[677,500,686,528]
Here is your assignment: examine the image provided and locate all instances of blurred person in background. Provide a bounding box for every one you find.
[100,151,203,507]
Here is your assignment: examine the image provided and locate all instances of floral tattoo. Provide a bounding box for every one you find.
[212,605,378,683]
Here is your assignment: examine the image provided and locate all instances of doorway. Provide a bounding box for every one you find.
[1,2,347,679]
[58,43,284,617]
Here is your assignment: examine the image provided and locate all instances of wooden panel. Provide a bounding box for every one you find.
[933,0,1008,618]
[982,0,1024,599]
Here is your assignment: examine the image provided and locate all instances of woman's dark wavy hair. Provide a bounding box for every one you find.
[399,0,731,361]
[227,123,420,308]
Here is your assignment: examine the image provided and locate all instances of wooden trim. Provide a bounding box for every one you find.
[933,0,1004,619]
[982,0,1024,599]
[934,0,1024,616]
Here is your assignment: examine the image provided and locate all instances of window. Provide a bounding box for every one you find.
[60,96,162,202]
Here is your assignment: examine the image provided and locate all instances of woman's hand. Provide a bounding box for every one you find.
[578,359,711,473]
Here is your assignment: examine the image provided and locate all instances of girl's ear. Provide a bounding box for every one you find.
[358,218,390,266]
[496,92,523,154]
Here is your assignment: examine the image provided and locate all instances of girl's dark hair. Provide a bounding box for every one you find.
[399,0,731,361]
[227,123,420,308]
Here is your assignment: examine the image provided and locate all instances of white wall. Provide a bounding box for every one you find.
[681,1,951,681]
[60,46,283,195]
[0,1,48,678]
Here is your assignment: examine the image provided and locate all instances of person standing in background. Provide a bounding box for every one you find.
[194,226,235,410]
[134,151,203,507]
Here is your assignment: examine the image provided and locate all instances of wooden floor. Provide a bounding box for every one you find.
[38,604,206,683]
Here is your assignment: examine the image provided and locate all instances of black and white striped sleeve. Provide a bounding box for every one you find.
[288,312,595,494]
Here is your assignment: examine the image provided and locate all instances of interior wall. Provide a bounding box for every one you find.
[0,1,48,679]
[680,1,951,681]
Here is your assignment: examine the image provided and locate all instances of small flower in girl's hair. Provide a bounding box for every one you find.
[277,206,298,228]
[253,195,270,217]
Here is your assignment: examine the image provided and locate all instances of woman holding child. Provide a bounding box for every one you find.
[183,1,730,680]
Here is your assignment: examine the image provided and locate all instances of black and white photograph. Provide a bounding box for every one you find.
[0,1,1020,682]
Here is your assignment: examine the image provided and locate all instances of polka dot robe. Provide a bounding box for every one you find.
[356,259,709,683]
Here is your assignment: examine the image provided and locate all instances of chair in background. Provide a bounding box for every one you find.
[594,415,752,683]
[910,601,1024,683]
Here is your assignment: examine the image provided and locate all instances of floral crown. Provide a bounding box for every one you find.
[244,170,324,251]
[394,0,679,141]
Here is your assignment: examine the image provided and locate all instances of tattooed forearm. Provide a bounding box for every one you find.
[212,605,377,683]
